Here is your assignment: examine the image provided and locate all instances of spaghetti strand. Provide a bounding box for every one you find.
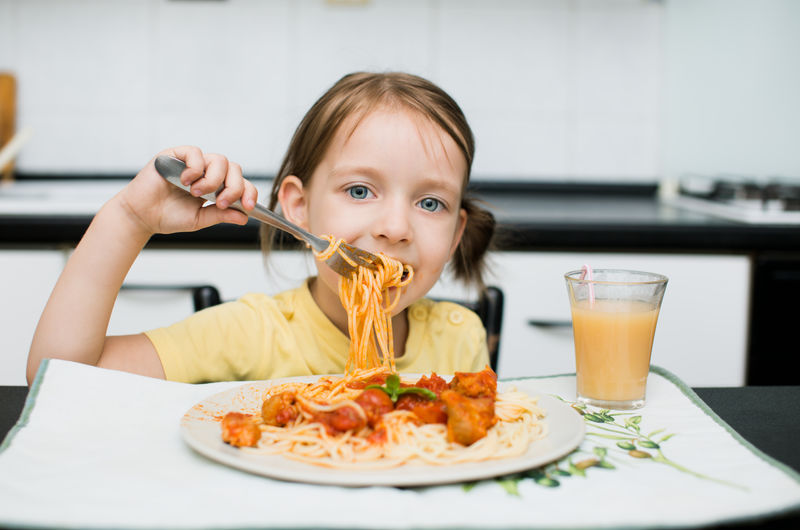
[312,236,410,373]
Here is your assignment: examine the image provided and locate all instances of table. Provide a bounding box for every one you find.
[3,385,799,474]
[2,383,799,528]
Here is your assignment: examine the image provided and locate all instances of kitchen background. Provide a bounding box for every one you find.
[1,0,798,386]
[1,0,797,181]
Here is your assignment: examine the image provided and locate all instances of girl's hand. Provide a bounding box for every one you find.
[117,146,258,236]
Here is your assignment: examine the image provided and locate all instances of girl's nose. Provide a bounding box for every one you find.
[371,200,412,244]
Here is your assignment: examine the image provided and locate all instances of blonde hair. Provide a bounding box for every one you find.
[262,72,494,287]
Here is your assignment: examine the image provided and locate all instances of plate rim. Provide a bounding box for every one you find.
[180,374,585,487]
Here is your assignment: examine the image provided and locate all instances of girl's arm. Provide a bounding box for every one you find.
[26,146,257,385]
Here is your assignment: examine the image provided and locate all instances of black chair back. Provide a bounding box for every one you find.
[434,286,503,372]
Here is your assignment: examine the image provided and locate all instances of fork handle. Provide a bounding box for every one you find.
[155,155,328,253]
[246,203,329,253]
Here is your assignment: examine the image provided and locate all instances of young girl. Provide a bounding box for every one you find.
[26,72,495,385]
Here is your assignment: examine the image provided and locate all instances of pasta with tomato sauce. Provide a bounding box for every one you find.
[219,236,547,468]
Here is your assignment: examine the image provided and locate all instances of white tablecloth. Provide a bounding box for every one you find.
[1,359,799,529]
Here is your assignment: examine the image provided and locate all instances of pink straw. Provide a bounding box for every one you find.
[580,264,595,305]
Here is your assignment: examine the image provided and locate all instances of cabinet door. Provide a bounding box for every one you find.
[484,252,750,387]
[0,250,66,385]
[108,249,313,336]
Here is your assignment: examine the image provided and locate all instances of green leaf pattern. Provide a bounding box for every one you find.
[465,395,747,495]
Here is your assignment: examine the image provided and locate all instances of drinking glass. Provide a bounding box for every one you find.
[564,269,668,410]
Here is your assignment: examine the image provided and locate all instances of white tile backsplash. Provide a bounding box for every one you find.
[0,1,19,66]
[290,0,435,114]
[1,0,665,180]
[573,0,662,115]
[569,112,659,179]
[16,0,151,113]
[436,0,571,115]
[22,109,153,173]
[469,109,569,179]
[662,0,800,180]
[151,0,290,114]
[153,108,294,174]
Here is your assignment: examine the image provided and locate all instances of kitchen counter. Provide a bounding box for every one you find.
[2,179,800,251]
[478,185,800,252]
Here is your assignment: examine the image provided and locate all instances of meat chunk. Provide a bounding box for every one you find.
[449,366,497,399]
[311,405,367,435]
[440,390,496,446]
[355,388,395,428]
[221,412,261,447]
[261,392,299,427]
[412,373,449,396]
[395,394,447,424]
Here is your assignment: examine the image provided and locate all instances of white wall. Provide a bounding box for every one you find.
[0,0,663,181]
[662,0,800,180]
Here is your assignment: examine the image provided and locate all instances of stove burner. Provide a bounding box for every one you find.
[680,176,800,212]
[666,175,800,224]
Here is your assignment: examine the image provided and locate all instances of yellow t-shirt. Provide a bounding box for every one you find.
[145,280,489,383]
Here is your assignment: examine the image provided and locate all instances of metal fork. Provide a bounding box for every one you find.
[154,155,378,277]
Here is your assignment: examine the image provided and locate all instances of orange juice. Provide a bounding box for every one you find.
[571,299,660,402]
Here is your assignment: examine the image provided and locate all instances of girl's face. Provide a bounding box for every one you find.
[278,106,468,329]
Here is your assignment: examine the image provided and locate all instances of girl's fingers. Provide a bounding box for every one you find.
[196,203,249,229]
[241,179,258,211]
[190,153,228,197]
[215,161,245,209]
[148,146,253,230]
[167,146,206,185]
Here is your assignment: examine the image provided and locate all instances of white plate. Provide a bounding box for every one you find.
[180,375,585,487]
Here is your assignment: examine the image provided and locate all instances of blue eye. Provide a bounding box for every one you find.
[347,186,371,200]
[418,197,442,212]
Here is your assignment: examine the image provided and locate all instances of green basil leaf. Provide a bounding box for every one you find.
[397,387,437,401]
[385,374,400,397]
[364,374,435,403]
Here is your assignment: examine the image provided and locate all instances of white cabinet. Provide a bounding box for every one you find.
[0,248,311,385]
[0,249,67,385]
[473,252,751,387]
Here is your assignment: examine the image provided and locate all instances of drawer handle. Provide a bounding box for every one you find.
[527,319,572,328]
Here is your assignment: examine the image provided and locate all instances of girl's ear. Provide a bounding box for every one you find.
[448,207,468,259]
[277,175,309,230]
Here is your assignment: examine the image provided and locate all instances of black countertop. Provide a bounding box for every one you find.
[2,180,800,252]
[479,187,800,252]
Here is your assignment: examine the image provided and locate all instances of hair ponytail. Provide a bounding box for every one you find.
[451,197,495,289]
